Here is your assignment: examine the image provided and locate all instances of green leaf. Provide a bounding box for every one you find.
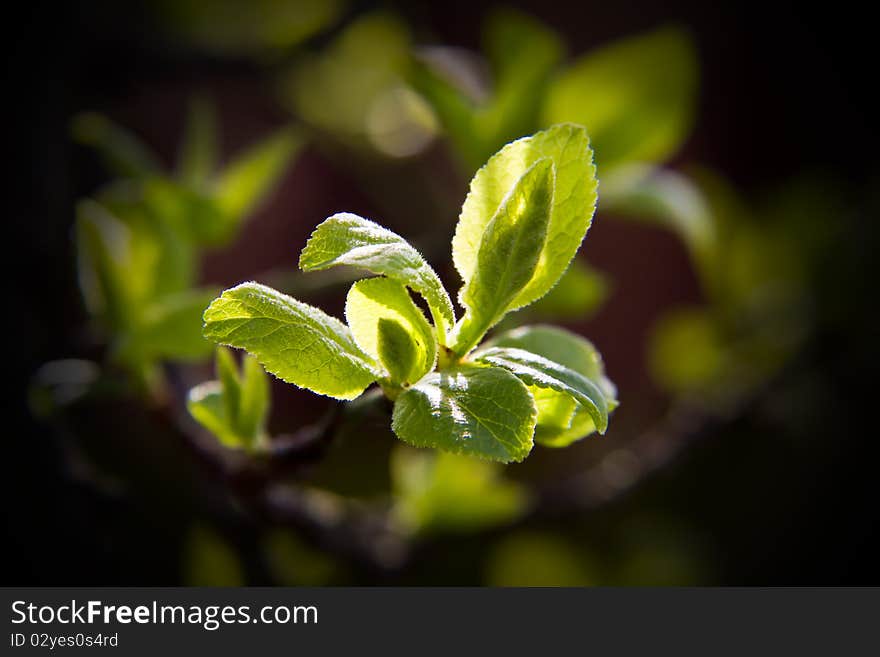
[238,353,271,442]
[134,287,219,361]
[452,124,597,320]
[300,213,455,341]
[214,126,302,227]
[177,96,219,189]
[488,325,617,446]
[188,347,270,450]
[344,277,437,384]
[187,381,241,448]
[489,324,611,388]
[377,319,419,385]
[203,282,378,400]
[391,364,536,463]
[541,26,697,168]
[453,158,555,354]
[71,112,161,179]
[391,447,529,534]
[75,201,137,331]
[216,345,243,431]
[475,347,609,434]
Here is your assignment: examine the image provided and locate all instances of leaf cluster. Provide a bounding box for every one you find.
[201,124,617,462]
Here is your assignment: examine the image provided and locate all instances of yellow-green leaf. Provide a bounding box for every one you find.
[345,277,436,384]
[203,282,378,400]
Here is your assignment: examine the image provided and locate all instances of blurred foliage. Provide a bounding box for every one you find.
[541,26,697,170]
[183,525,245,586]
[187,347,271,451]
[154,0,345,57]
[278,13,438,156]
[69,100,301,395]
[485,532,599,586]
[647,170,842,399]
[263,529,341,585]
[391,447,529,535]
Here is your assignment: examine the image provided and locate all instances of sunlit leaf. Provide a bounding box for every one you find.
[238,352,271,443]
[489,325,616,446]
[541,26,697,168]
[453,158,554,353]
[345,277,436,384]
[300,213,455,340]
[475,346,609,434]
[203,282,378,400]
[187,347,270,449]
[187,381,241,448]
[453,124,597,316]
[391,364,536,463]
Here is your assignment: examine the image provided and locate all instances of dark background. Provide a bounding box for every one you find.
[7,0,879,584]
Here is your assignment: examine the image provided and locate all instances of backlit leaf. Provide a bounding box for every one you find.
[453,124,597,315]
[203,282,378,400]
[391,364,536,463]
[300,213,455,340]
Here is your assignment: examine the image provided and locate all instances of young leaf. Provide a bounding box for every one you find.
[377,319,419,385]
[541,26,697,168]
[187,381,241,448]
[391,364,537,463]
[216,346,243,431]
[452,124,597,315]
[489,325,610,388]
[203,282,378,400]
[300,213,455,340]
[237,354,271,443]
[76,200,142,331]
[177,96,219,189]
[488,325,617,446]
[214,126,302,227]
[453,158,555,354]
[475,347,609,434]
[344,277,437,384]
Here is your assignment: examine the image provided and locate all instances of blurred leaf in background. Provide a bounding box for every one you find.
[391,447,529,535]
[415,8,564,169]
[187,347,271,451]
[484,531,599,586]
[70,101,302,395]
[153,0,345,57]
[263,530,342,586]
[183,525,245,586]
[541,26,697,170]
[280,12,438,157]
